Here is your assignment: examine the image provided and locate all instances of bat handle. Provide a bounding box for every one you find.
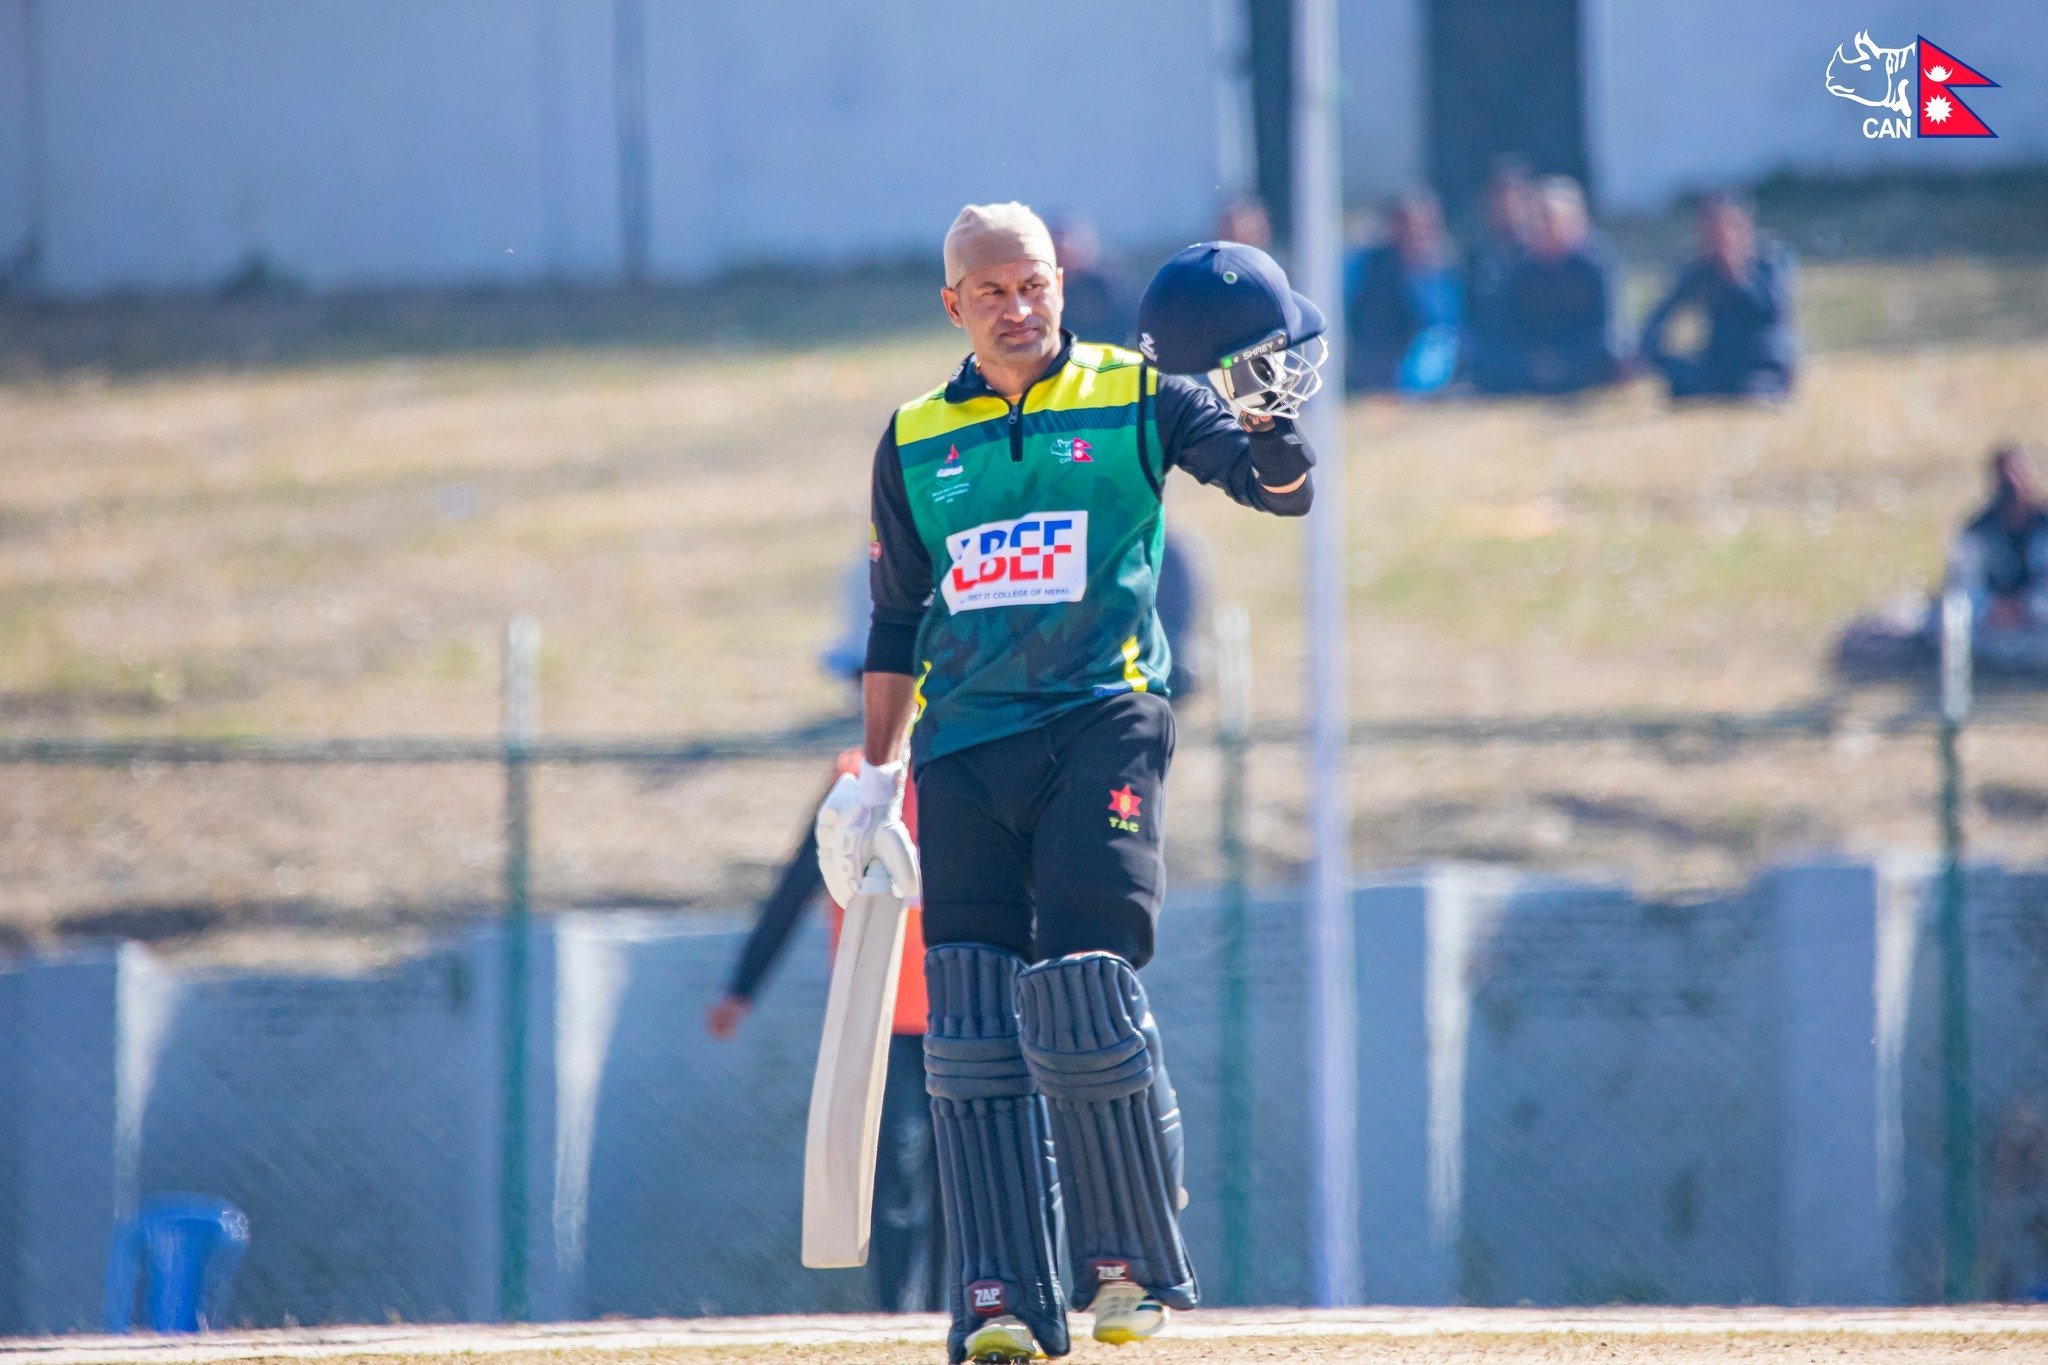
[857,862,894,895]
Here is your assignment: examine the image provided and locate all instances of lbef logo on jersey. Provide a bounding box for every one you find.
[942,511,1088,613]
[1826,32,1999,139]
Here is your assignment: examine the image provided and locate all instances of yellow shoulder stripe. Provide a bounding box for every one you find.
[896,390,1008,447]
[896,344,1151,442]
[1027,349,1142,415]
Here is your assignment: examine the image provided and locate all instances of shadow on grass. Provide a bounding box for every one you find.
[0,261,953,382]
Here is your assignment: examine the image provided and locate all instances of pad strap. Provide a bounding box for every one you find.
[925,945,1070,1361]
[1018,952,1197,1311]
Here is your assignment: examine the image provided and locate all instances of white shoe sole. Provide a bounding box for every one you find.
[1091,1293,1168,1345]
[964,1321,1041,1362]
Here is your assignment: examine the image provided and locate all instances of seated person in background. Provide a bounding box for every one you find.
[1344,190,1461,396]
[1476,176,1622,397]
[1048,213,1138,346]
[1216,195,1274,252]
[1949,445,2048,632]
[1639,195,1797,401]
[1463,159,1533,393]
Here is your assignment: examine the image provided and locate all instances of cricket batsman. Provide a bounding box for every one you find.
[815,202,1326,1362]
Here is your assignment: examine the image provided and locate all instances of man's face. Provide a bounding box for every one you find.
[1700,204,1755,271]
[1391,199,1444,264]
[943,258,1064,371]
[1485,179,1530,237]
[1530,198,1586,261]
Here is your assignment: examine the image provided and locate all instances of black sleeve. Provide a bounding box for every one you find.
[1153,372,1315,517]
[864,420,932,675]
[726,814,825,1000]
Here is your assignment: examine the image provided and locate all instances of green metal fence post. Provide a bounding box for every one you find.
[500,616,540,1322]
[1213,605,1254,1303]
[1936,589,1978,1302]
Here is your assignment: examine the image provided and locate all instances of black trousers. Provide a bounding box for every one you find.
[914,691,1174,968]
[1655,353,1794,400]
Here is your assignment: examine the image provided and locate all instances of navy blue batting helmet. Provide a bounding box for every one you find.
[1137,241,1328,420]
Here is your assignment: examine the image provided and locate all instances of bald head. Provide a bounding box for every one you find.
[944,202,1057,288]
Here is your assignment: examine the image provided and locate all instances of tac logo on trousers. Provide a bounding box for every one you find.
[1825,31,1999,138]
[1108,784,1143,833]
[941,511,1088,613]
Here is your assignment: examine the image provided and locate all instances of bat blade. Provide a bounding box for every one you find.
[801,874,910,1268]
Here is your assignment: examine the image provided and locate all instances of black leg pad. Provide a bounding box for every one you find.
[1016,951,1198,1311]
[925,944,1070,1360]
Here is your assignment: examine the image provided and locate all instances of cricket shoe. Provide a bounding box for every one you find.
[963,1315,1043,1362]
[1087,1281,1169,1345]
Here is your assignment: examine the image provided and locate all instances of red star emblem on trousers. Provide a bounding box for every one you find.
[1108,785,1142,820]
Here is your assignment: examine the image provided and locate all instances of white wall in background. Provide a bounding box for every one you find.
[11,0,2045,292]
[1586,0,2048,210]
[29,0,622,293]
[16,0,1225,296]
[0,0,33,277]
[1339,0,1428,204]
[635,0,1222,281]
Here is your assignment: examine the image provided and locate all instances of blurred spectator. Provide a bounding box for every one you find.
[1639,195,1798,401]
[1216,196,1274,252]
[723,546,944,1311]
[1476,176,1621,397]
[706,750,941,1313]
[1949,445,2048,632]
[819,554,871,686]
[1048,213,1139,347]
[1155,528,1210,699]
[1464,159,1533,392]
[1344,190,1462,396]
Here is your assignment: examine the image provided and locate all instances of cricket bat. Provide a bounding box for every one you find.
[801,865,910,1268]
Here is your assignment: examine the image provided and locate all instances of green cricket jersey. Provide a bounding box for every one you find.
[867,334,1314,766]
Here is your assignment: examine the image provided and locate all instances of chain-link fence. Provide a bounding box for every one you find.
[5,646,2048,1332]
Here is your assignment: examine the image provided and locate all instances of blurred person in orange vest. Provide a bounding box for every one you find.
[706,748,940,1311]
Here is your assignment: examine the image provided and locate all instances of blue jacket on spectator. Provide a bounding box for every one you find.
[1462,226,1523,394]
[1639,241,1798,399]
[1345,243,1461,396]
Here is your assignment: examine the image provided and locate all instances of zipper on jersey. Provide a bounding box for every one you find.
[1009,354,1058,461]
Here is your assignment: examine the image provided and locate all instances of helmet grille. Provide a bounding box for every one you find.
[1209,336,1328,422]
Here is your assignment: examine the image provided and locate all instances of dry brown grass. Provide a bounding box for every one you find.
[4,258,2048,955]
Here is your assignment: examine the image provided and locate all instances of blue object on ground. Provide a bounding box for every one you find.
[104,1194,250,1333]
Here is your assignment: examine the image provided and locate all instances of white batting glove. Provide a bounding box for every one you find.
[814,760,920,906]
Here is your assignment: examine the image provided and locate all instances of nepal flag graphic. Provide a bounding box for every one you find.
[1916,38,1998,138]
